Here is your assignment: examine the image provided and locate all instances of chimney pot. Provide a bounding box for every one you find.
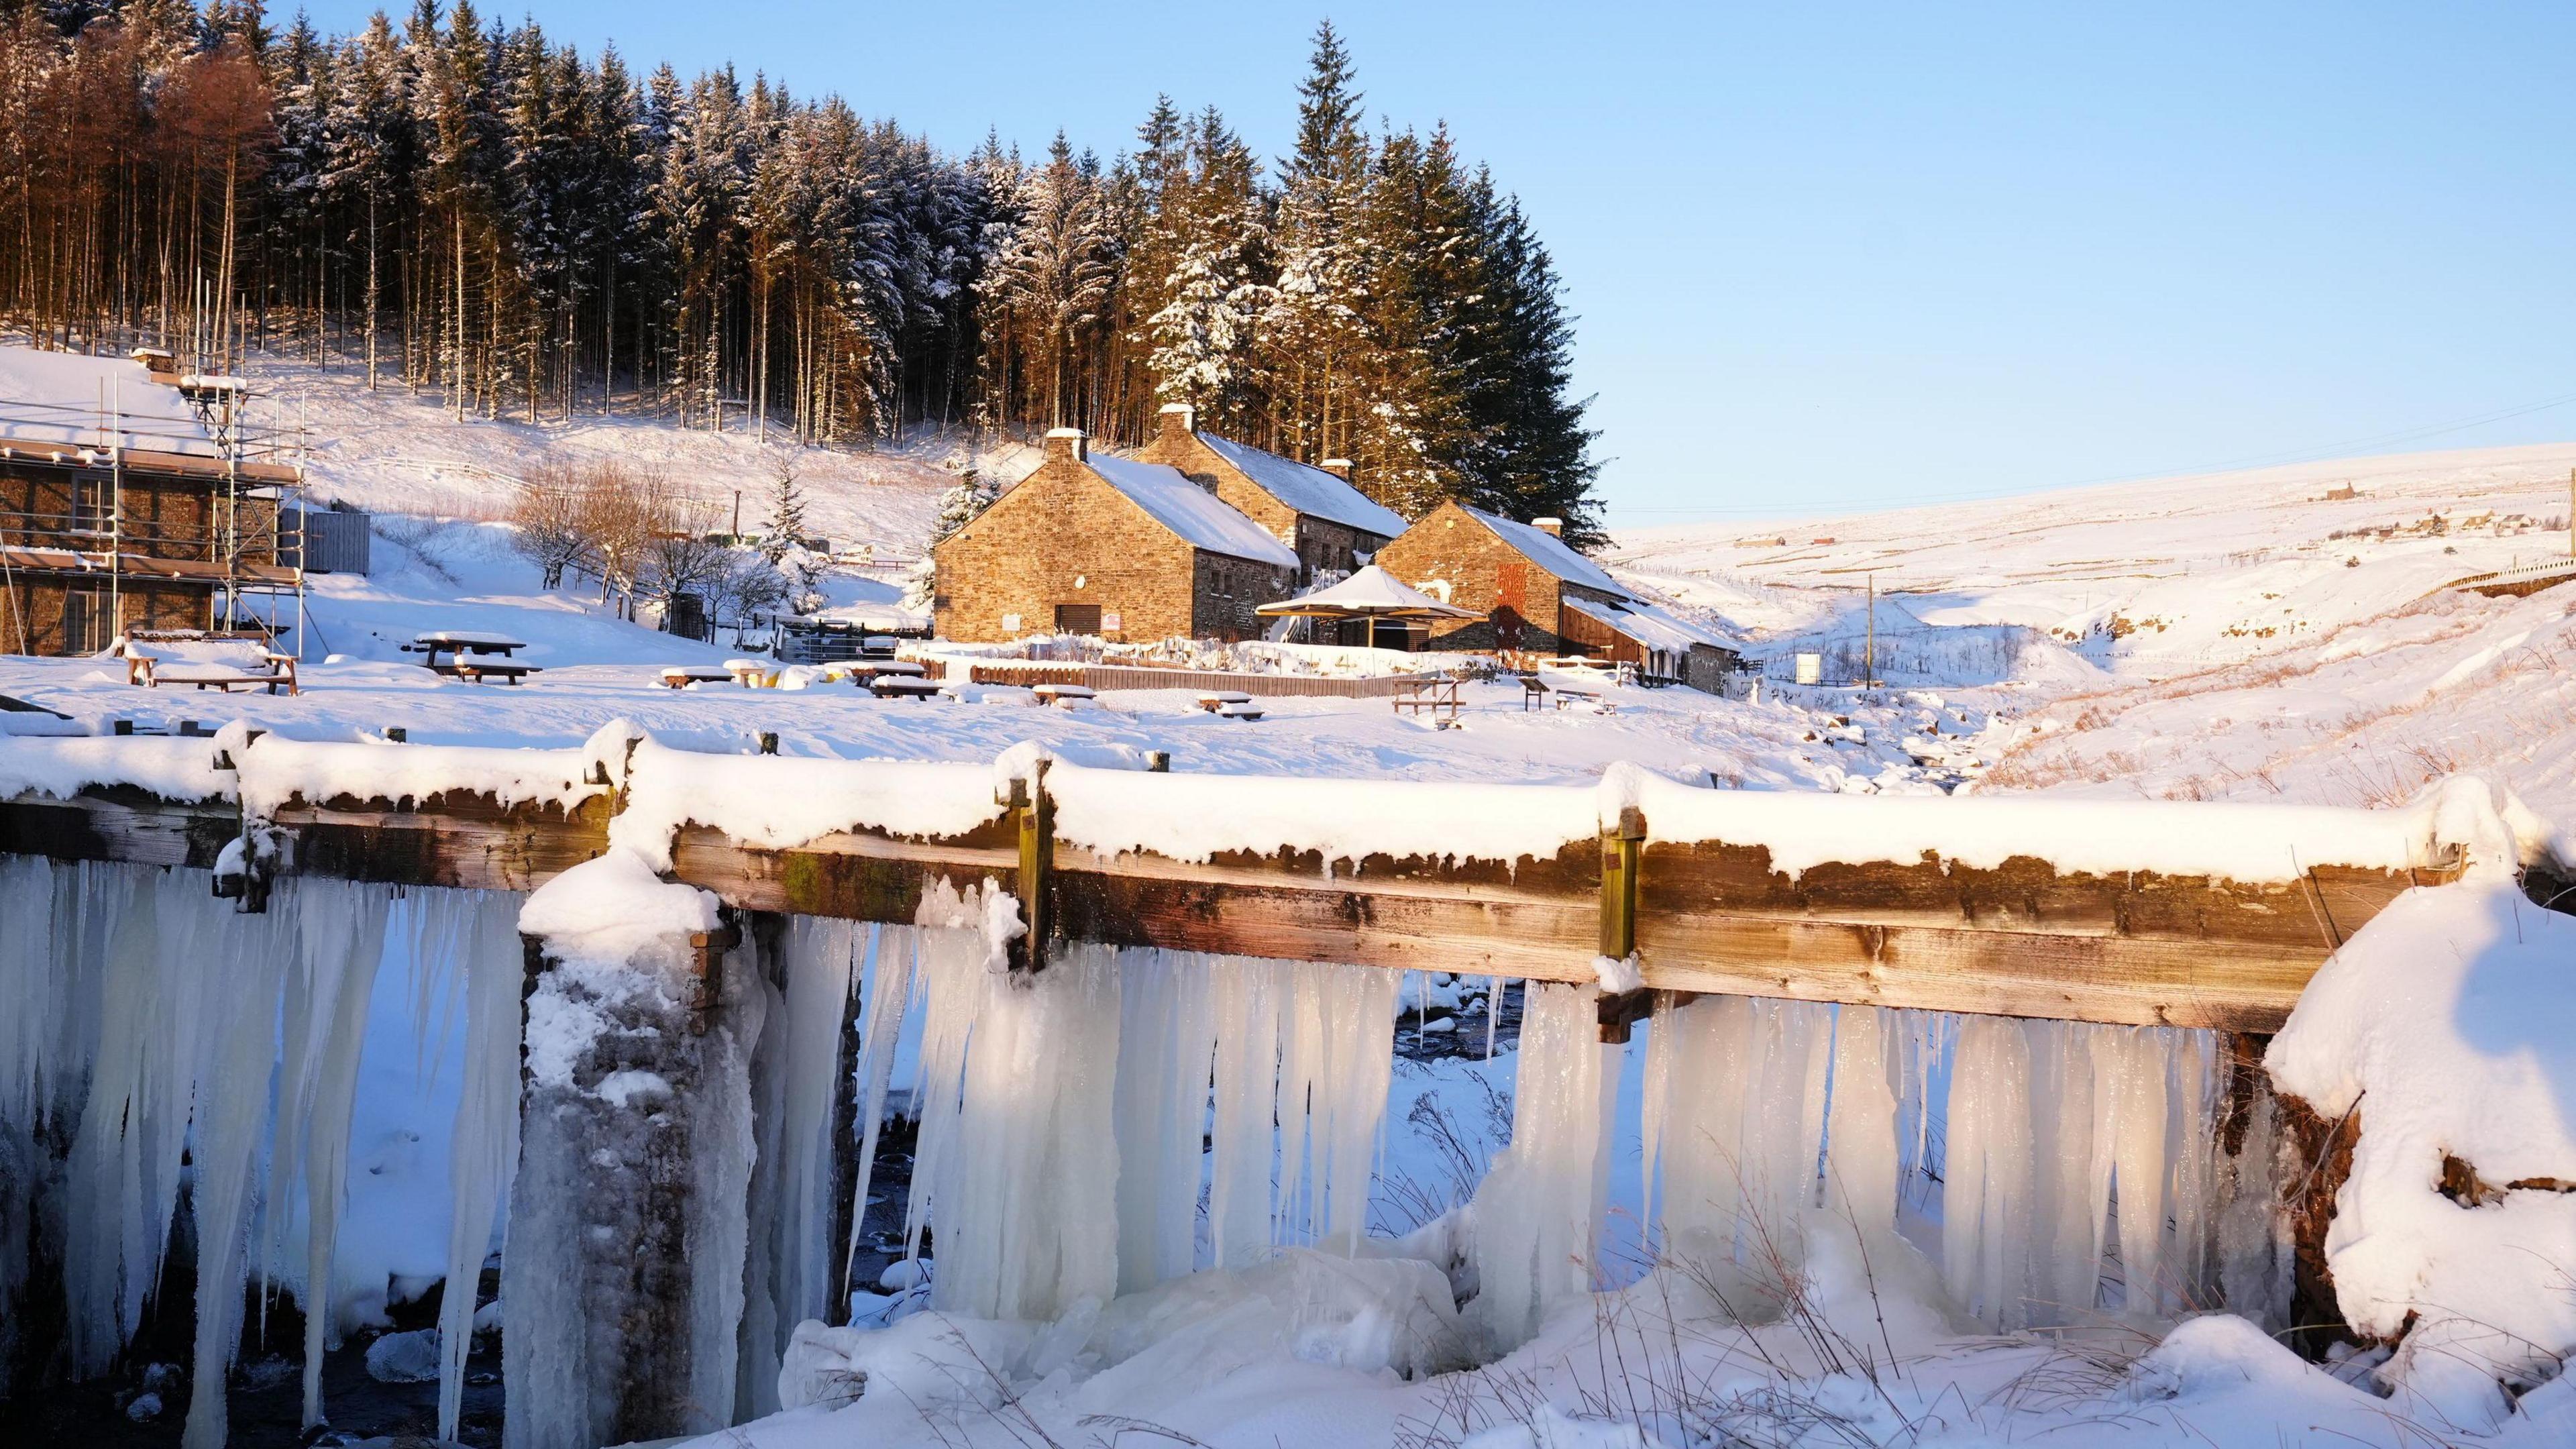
[1320,458,1354,482]
[1043,427,1087,465]
[1532,517,1564,537]
[1157,402,1196,442]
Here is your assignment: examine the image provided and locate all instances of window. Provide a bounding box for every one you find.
[61,585,113,653]
[1054,603,1102,635]
[69,476,109,535]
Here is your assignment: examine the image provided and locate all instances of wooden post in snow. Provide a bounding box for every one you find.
[1011,758,1053,973]
[1597,804,1650,1042]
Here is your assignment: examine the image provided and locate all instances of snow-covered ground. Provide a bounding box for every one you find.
[3,367,2573,1449]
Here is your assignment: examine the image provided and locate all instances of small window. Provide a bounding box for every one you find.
[69,476,109,535]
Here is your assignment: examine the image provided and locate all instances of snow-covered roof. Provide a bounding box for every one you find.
[0,347,217,457]
[1560,594,1735,655]
[1461,506,1627,598]
[1089,455,1301,568]
[1255,565,1480,617]
[1196,433,1406,538]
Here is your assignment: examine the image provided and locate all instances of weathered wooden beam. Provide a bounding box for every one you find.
[0,786,235,869]
[0,785,2455,1031]
[1014,761,1053,973]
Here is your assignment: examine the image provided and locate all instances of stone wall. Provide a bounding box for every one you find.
[1374,501,1620,655]
[930,453,1291,643]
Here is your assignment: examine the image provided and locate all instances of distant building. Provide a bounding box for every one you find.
[931,428,1299,643]
[1374,502,1739,690]
[0,347,299,655]
[1132,403,1404,580]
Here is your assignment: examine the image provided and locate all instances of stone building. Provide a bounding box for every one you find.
[1132,404,1404,580]
[0,347,297,656]
[1373,501,1740,690]
[931,428,1299,643]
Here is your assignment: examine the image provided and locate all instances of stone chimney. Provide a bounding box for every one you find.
[1320,458,1354,482]
[1532,517,1564,537]
[1043,427,1087,465]
[1157,402,1196,444]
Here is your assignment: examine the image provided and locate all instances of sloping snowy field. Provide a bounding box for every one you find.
[3,386,2575,1449]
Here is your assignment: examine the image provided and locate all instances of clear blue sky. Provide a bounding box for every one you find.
[295,1,2576,529]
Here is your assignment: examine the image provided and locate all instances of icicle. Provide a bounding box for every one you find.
[1309,962,1400,1251]
[254,877,393,1430]
[924,939,1122,1320]
[735,914,859,1417]
[1638,995,1675,1248]
[64,865,220,1377]
[1485,975,1502,1061]
[1658,996,1752,1271]
[435,890,525,1442]
[1942,1015,2037,1330]
[2104,1025,2172,1320]
[180,900,297,1449]
[1821,1006,1898,1245]
[1112,949,1217,1293]
[1471,981,1619,1351]
[2025,1020,2103,1325]
[847,923,916,1284]
[1208,955,1285,1268]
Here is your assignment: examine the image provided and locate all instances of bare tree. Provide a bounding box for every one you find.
[639,489,733,634]
[508,462,590,590]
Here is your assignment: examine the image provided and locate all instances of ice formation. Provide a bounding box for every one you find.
[1473,981,1620,1349]
[507,848,749,1449]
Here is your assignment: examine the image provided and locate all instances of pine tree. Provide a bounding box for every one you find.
[762,450,809,555]
[902,467,996,612]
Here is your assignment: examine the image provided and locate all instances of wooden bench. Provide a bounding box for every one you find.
[1553,688,1613,714]
[118,632,299,696]
[1212,701,1265,721]
[869,676,943,701]
[659,666,737,690]
[436,659,537,685]
[1195,690,1252,712]
[725,659,776,688]
[1032,683,1097,706]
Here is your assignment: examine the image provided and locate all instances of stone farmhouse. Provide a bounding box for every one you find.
[1373,501,1741,690]
[1132,403,1404,579]
[931,428,1300,643]
[0,347,298,656]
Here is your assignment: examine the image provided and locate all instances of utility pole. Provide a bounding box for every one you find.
[1864,573,1877,689]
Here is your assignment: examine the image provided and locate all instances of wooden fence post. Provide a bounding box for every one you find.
[1598,805,1649,1042]
[1012,759,1053,973]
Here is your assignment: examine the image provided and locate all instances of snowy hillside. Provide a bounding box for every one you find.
[1606,443,2576,674]
[244,355,961,556]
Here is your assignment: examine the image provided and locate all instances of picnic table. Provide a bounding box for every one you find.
[1032,683,1097,706]
[1212,700,1265,720]
[1553,688,1614,714]
[118,631,299,696]
[1392,676,1461,722]
[1195,690,1252,712]
[405,632,537,685]
[724,658,775,688]
[659,665,736,689]
[854,659,928,680]
[869,676,943,701]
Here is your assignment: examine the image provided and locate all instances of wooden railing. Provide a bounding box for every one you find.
[0,734,2471,1035]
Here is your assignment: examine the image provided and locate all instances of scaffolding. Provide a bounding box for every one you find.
[0,367,309,655]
